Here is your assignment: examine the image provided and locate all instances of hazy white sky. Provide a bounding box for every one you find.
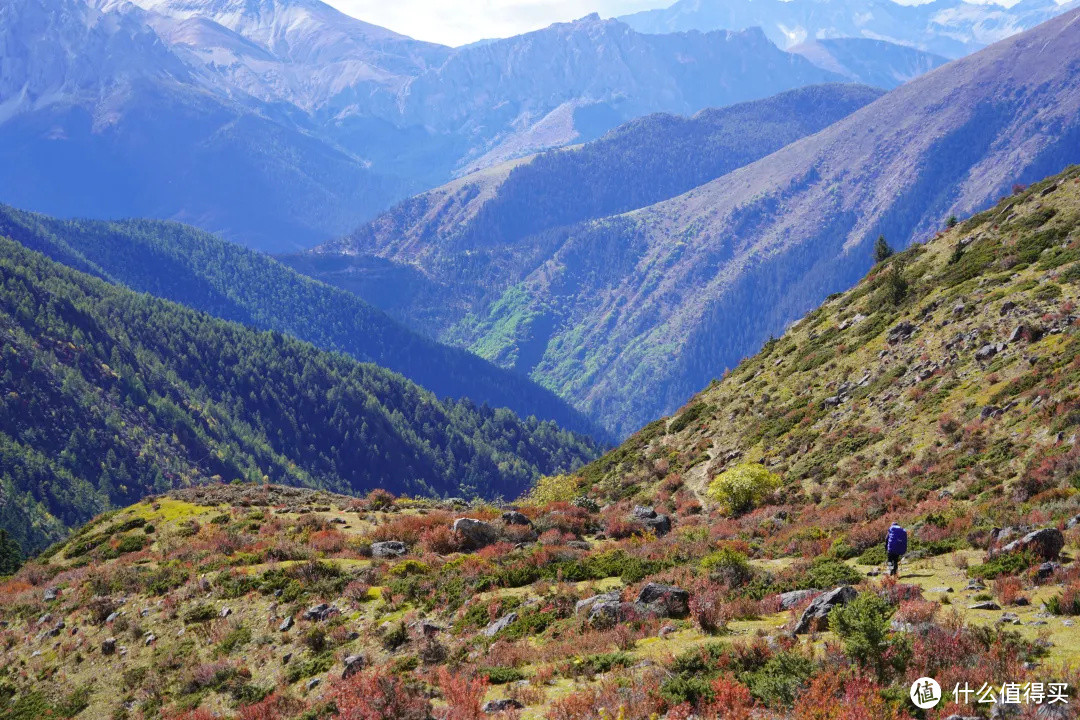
[323,0,1027,47]
[324,0,673,45]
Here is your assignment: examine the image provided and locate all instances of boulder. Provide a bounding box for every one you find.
[887,321,916,344]
[632,506,657,520]
[483,612,518,638]
[453,518,499,549]
[587,600,625,629]
[102,637,116,655]
[43,587,59,602]
[778,589,820,611]
[793,586,857,635]
[220,607,232,618]
[636,583,690,618]
[371,541,408,558]
[969,601,1001,610]
[567,540,591,550]
[501,511,531,526]
[975,344,998,361]
[1037,562,1061,580]
[279,616,294,632]
[305,678,320,691]
[1000,528,1065,561]
[576,591,621,616]
[342,654,365,679]
[483,699,524,714]
[642,514,672,536]
[303,603,339,621]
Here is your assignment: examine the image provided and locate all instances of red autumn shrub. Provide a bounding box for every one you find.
[310,529,346,554]
[703,674,754,720]
[328,668,431,720]
[436,666,489,720]
[237,693,306,720]
[420,525,463,555]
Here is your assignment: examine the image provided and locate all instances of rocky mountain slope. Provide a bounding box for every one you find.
[296,83,882,342]
[789,38,948,89]
[6,170,1080,719]
[620,0,1079,58]
[0,0,852,251]
[408,7,1080,438]
[0,204,604,440]
[0,236,599,555]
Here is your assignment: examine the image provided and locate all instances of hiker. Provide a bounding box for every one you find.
[886,522,908,577]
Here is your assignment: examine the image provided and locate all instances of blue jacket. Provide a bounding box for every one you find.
[886,524,908,555]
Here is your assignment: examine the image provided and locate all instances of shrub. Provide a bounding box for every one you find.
[968,551,1035,580]
[829,593,908,680]
[530,474,580,505]
[436,667,488,720]
[700,548,754,587]
[482,666,526,684]
[708,464,781,515]
[802,557,862,590]
[184,604,218,624]
[1047,581,1080,615]
[742,651,814,707]
[327,668,430,720]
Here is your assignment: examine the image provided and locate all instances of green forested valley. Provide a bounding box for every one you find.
[0,205,603,440]
[0,236,600,555]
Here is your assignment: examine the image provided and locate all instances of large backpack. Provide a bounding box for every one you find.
[886,525,908,555]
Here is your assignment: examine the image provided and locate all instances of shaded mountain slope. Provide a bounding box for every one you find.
[0,205,605,440]
[0,237,600,554]
[299,84,883,338]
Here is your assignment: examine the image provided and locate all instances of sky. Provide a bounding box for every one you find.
[323,0,1032,47]
[323,0,671,46]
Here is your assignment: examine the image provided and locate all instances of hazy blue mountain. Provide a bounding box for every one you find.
[789,38,949,88]
[619,0,1079,58]
[0,0,848,252]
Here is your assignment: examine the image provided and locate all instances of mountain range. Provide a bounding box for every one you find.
[302,8,1080,438]
[620,0,1079,58]
[0,0,871,251]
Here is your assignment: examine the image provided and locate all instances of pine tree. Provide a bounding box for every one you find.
[874,235,894,263]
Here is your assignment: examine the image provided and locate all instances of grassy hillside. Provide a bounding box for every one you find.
[6,169,1080,720]
[0,237,599,555]
[0,206,605,441]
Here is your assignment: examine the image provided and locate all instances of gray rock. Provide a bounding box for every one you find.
[279,616,294,632]
[454,518,499,549]
[999,612,1022,625]
[484,612,518,637]
[1001,301,1017,315]
[642,514,672,536]
[632,506,657,519]
[1037,562,1060,580]
[371,541,408,558]
[575,591,621,616]
[144,633,156,646]
[636,583,690,618]
[482,699,524,714]
[220,607,232,618]
[43,587,58,602]
[566,540,591,550]
[975,344,998,361]
[1067,514,1080,530]
[793,586,857,635]
[587,601,624,629]
[777,589,820,610]
[980,405,1003,420]
[101,637,116,655]
[887,321,916,344]
[1000,527,1065,560]
[969,601,1001,610]
[501,511,531,526]
[282,652,293,664]
[303,604,339,621]
[105,611,120,624]
[305,678,320,691]
[342,654,365,679]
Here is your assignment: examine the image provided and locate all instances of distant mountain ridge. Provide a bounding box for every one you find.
[789,38,948,88]
[0,0,855,251]
[306,9,1080,437]
[620,0,1079,58]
